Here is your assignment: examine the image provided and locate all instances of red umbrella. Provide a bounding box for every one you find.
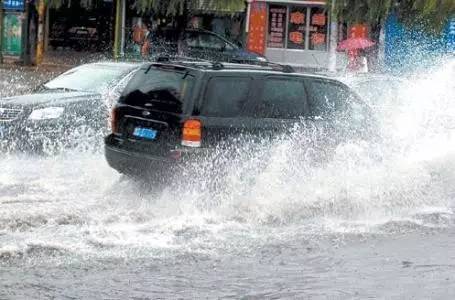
[336,37,376,51]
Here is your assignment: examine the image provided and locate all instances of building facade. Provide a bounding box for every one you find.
[246,0,347,71]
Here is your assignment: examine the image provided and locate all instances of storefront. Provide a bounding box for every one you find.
[47,0,115,52]
[1,0,39,64]
[247,0,346,70]
[120,0,246,58]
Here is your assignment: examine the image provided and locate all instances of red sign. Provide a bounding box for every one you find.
[290,12,305,25]
[311,33,326,45]
[350,24,368,38]
[289,31,304,44]
[312,14,326,26]
[247,2,267,55]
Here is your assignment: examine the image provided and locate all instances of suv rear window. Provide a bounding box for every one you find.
[202,76,252,117]
[253,77,308,119]
[121,67,194,113]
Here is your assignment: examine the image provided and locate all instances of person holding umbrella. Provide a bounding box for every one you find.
[337,36,375,73]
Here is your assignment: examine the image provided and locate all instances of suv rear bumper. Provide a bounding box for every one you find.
[104,133,214,178]
[105,143,179,178]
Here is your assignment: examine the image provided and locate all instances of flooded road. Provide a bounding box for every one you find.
[1,60,455,299]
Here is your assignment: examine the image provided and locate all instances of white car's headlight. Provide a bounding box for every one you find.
[28,107,64,120]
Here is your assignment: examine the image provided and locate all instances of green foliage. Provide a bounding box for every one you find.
[397,0,455,32]
[32,0,455,32]
[44,0,95,9]
[131,0,245,15]
[331,0,393,25]
[40,0,244,15]
[329,0,455,31]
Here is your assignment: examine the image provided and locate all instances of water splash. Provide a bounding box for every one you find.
[0,58,454,262]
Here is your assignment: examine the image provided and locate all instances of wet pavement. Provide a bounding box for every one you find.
[0,58,454,299]
[0,67,62,97]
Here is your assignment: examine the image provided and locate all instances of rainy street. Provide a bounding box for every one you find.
[1,0,455,297]
[1,59,455,299]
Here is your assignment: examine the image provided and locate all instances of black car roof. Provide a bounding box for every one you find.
[142,60,339,82]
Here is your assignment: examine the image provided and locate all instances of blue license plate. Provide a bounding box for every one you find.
[133,127,157,140]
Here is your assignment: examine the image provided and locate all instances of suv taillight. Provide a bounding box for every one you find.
[182,119,201,147]
[110,107,119,134]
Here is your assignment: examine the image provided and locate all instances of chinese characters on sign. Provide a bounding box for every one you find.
[290,12,305,25]
[287,6,306,49]
[312,13,326,26]
[264,4,328,51]
[311,33,326,46]
[268,6,286,48]
[309,8,327,50]
[247,2,267,55]
[3,0,25,11]
[289,32,303,44]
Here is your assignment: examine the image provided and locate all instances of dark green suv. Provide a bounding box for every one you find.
[105,60,375,178]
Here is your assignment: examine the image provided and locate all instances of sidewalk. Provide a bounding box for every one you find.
[42,49,113,66]
[1,49,113,72]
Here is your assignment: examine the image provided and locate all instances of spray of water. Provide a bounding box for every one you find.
[0,58,454,261]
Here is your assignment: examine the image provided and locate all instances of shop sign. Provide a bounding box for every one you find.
[289,31,304,44]
[2,13,23,57]
[350,24,368,38]
[247,2,267,55]
[312,13,326,26]
[286,6,306,49]
[309,8,327,50]
[3,0,25,11]
[290,12,305,25]
[268,6,286,48]
[311,32,326,45]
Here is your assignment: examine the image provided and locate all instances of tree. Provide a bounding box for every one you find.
[44,0,246,16]
[397,0,455,33]
[129,0,247,38]
[131,0,245,16]
[45,0,96,8]
[0,0,3,64]
[329,0,455,33]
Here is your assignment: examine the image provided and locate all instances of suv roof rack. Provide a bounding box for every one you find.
[256,61,295,73]
[154,55,210,63]
[207,61,295,73]
[210,61,225,70]
[153,56,296,73]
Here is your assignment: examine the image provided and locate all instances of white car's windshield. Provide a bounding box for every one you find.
[44,64,135,93]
